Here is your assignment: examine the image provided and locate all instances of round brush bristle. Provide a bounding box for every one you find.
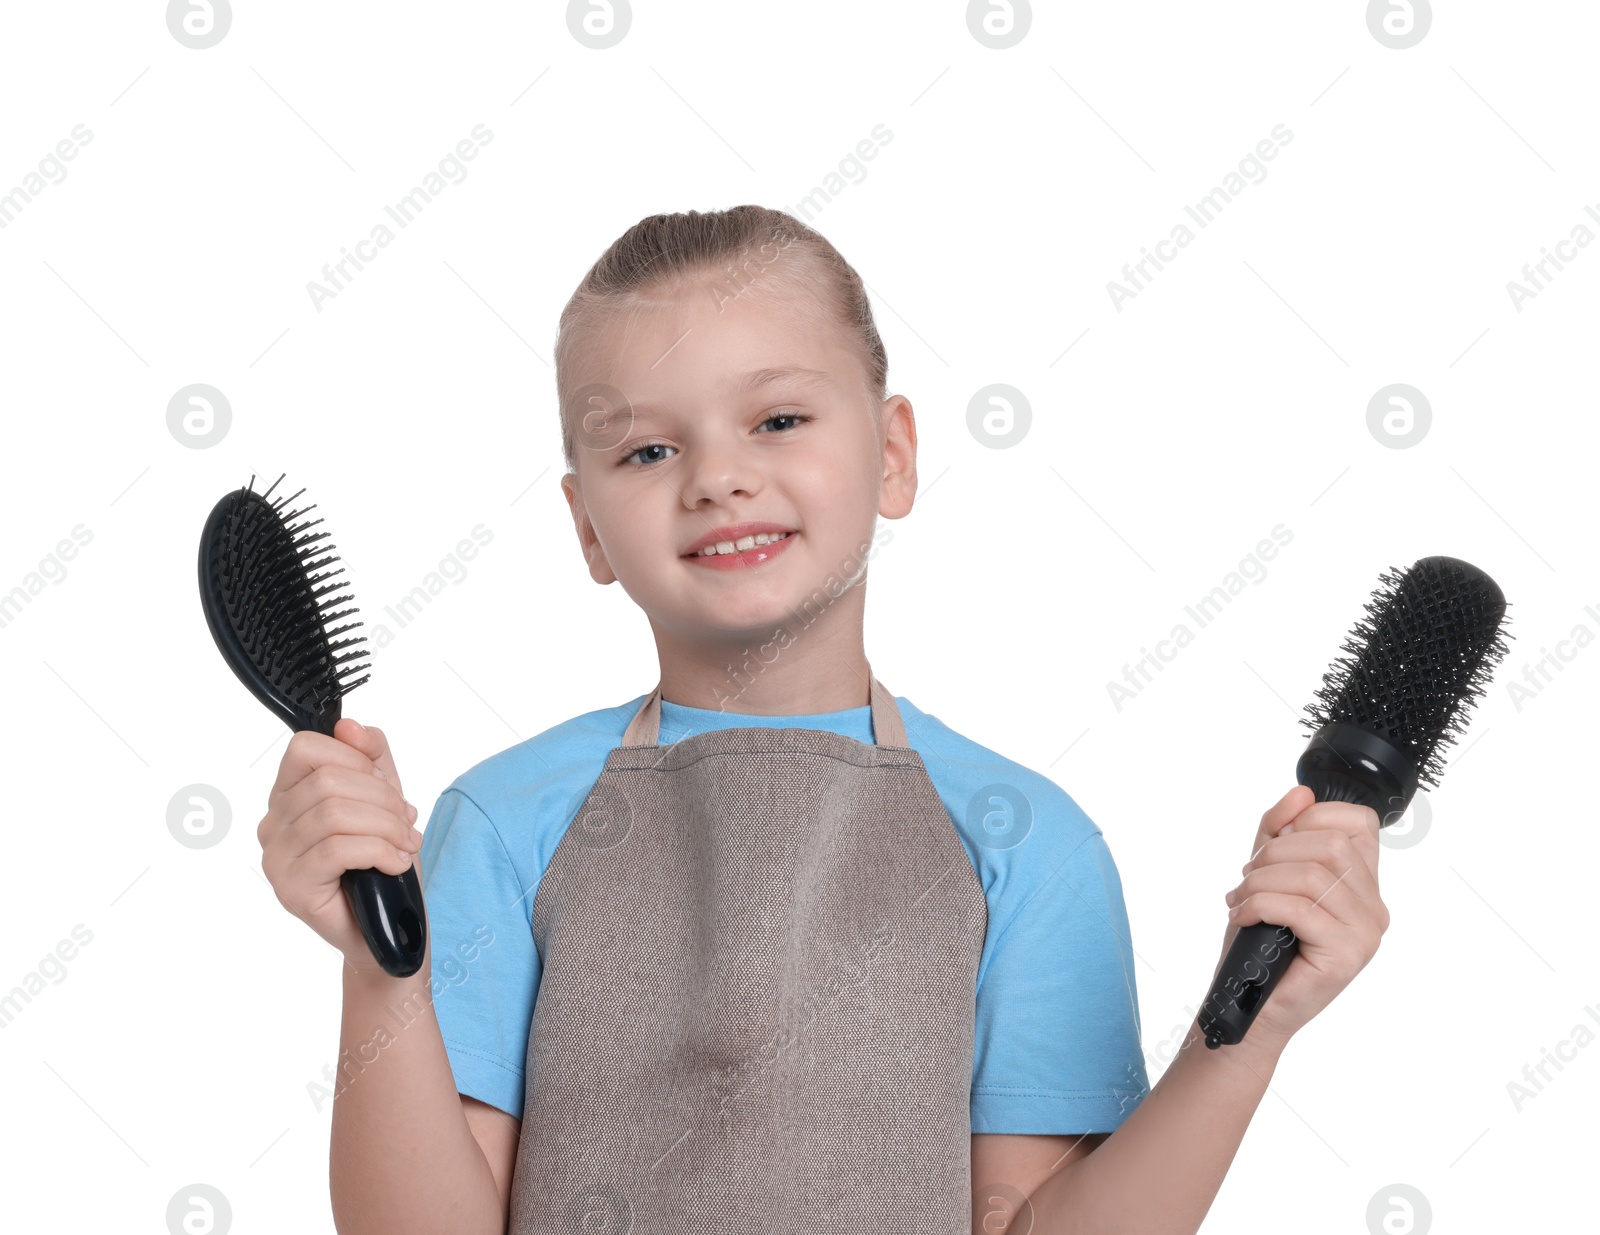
[215,473,370,724]
[1299,556,1514,788]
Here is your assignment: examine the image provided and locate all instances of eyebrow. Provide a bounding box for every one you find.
[620,366,835,423]
[738,365,834,393]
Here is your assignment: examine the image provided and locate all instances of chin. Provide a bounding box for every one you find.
[679,595,797,638]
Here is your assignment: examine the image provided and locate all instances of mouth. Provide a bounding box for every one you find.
[682,529,798,570]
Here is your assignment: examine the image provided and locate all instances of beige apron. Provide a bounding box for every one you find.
[508,672,989,1233]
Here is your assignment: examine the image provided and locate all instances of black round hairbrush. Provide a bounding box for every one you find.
[1198,555,1513,1049]
[198,473,428,978]
[1296,555,1513,805]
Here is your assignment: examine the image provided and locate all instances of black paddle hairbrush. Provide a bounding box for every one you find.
[198,473,428,978]
[1198,555,1513,1049]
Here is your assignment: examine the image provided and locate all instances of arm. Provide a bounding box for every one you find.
[1020,1023,1284,1235]
[973,1131,1107,1227]
[328,957,508,1235]
[1017,786,1386,1234]
[462,1095,522,1224]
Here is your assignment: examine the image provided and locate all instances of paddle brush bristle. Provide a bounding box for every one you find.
[1299,555,1513,789]
[199,472,371,735]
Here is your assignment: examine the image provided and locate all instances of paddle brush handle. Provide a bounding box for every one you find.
[340,865,428,978]
[309,710,429,980]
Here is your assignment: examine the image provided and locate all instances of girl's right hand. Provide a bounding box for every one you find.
[257,718,423,976]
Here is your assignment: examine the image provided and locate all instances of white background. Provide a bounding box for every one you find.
[2,2,1593,1231]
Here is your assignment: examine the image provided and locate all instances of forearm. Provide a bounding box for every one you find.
[329,954,504,1235]
[1028,1018,1286,1235]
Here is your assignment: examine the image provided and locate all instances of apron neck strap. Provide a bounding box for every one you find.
[620,669,907,748]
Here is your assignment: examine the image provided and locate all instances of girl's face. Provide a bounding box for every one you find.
[560,275,913,644]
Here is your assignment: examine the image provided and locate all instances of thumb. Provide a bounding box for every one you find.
[333,717,404,794]
[1216,784,1313,975]
[1249,783,1314,859]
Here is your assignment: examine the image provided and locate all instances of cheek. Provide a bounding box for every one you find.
[808,431,873,485]
[797,469,877,541]
[791,467,852,521]
[606,524,663,566]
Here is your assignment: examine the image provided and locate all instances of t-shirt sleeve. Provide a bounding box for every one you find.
[417,785,540,1122]
[970,828,1150,1134]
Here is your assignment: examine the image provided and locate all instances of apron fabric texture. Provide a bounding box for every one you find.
[508,673,989,1233]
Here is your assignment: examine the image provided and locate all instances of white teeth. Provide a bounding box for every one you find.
[697,531,790,556]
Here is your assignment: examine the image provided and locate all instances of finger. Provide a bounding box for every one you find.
[335,718,404,797]
[1278,799,1382,884]
[271,728,376,799]
[279,797,420,865]
[296,830,418,889]
[1226,888,1342,943]
[1248,785,1315,863]
[1292,799,1380,837]
[271,763,415,843]
[1241,827,1380,888]
[1229,859,1371,929]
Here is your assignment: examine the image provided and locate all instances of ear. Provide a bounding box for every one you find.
[878,394,918,520]
[561,471,617,585]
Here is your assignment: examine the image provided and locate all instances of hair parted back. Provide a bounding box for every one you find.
[554,204,889,472]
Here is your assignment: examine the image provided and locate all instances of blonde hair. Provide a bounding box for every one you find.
[554,205,889,471]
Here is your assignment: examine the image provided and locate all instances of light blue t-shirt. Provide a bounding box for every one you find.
[418,691,1150,1136]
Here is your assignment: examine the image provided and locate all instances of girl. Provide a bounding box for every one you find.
[260,205,1388,1234]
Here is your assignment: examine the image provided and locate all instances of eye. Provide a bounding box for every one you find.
[616,412,813,468]
[757,411,813,433]
[619,440,675,467]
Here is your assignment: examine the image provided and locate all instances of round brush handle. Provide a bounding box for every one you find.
[1197,778,1374,1049]
[1199,922,1300,1048]
[1198,724,1413,1048]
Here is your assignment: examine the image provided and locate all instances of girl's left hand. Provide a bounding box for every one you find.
[1214,784,1391,1051]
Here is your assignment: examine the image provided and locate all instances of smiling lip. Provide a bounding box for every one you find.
[681,522,797,557]
[682,526,798,571]
[685,534,797,570]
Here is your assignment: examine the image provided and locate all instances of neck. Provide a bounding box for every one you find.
[648,585,873,715]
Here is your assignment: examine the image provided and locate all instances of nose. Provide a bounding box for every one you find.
[678,425,763,510]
